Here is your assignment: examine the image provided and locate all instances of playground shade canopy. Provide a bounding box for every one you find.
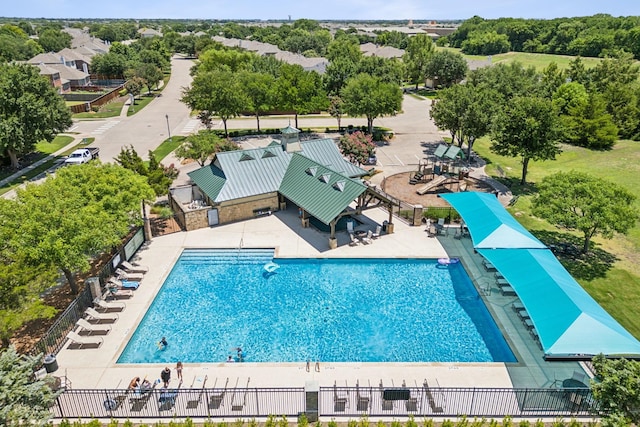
[441,192,640,358]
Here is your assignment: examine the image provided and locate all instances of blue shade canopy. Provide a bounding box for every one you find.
[440,192,547,249]
[477,249,640,358]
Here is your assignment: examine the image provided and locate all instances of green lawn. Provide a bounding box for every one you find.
[73,101,125,119]
[440,47,602,71]
[35,135,74,154]
[152,137,184,162]
[474,138,640,338]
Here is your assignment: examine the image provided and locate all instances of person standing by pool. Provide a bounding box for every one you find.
[236,347,243,362]
[175,361,183,382]
[161,366,171,387]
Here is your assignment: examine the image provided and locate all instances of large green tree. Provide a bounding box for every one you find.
[36,27,71,52]
[238,71,275,132]
[341,73,403,134]
[591,354,640,427]
[532,171,638,254]
[10,163,155,294]
[182,70,250,137]
[424,50,468,89]
[274,64,327,129]
[430,83,495,159]
[175,130,239,166]
[491,96,561,185]
[403,33,435,89]
[0,346,58,426]
[0,63,72,168]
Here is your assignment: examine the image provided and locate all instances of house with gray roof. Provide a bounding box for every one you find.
[169,127,394,247]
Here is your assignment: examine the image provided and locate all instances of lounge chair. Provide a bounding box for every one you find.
[517,309,530,321]
[346,220,355,235]
[108,277,139,290]
[85,307,118,323]
[512,301,525,312]
[379,380,394,410]
[372,225,382,239]
[232,377,250,411]
[106,286,134,300]
[66,330,103,349]
[334,380,349,412]
[120,260,149,274]
[115,268,144,281]
[361,230,373,244]
[94,297,125,312]
[403,380,419,412]
[349,233,361,246]
[187,374,208,409]
[423,379,445,413]
[130,380,158,412]
[208,377,228,410]
[76,318,111,335]
[482,260,497,271]
[497,278,509,287]
[356,380,370,411]
[501,285,517,296]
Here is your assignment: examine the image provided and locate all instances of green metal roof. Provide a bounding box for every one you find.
[300,139,368,178]
[187,164,227,201]
[433,144,448,158]
[444,145,465,159]
[279,153,367,225]
[281,125,300,134]
[213,146,291,202]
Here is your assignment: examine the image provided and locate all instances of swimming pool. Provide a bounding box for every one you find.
[117,249,516,364]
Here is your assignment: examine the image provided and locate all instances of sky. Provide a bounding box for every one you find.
[2,0,639,21]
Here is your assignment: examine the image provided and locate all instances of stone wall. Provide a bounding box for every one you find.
[218,193,279,224]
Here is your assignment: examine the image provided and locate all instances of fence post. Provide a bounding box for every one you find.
[305,381,319,422]
[412,204,424,226]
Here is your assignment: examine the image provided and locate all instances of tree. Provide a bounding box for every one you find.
[430,83,495,158]
[323,57,359,95]
[591,354,640,426]
[0,346,58,426]
[175,130,239,166]
[328,95,344,129]
[131,62,163,94]
[403,33,435,89]
[532,171,638,254]
[560,92,618,149]
[461,31,510,55]
[491,96,561,185]
[10,163,155,294]
[424,50,468,88]
[0,63,72,168]
[238,71,275,132]
[181,70,250,137]
[115,146,179,196]
[274,64,327,128]
[338,131,376,166]
[36,27,71,52]
[341,73,403,134]
[124,76,145,99]
[90,52,128,77]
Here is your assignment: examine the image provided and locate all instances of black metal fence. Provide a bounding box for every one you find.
[52,386,598,420]
[32,228,146,357]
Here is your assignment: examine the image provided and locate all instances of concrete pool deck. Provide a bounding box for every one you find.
[54,206,524,392]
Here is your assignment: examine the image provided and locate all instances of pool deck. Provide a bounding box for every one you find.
[55,206,583,394]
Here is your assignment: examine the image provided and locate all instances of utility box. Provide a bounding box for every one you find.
[87,277,101,300]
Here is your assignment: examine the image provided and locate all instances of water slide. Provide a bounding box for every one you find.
[416,175,448,195]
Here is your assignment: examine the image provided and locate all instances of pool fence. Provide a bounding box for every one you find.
[52,383,599,420]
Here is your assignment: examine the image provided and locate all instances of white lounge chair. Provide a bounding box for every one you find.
[120,260,149,274]
[85,307,118,322]
[94,297,125,312]
[108,277,139,290]
[66,330,103,349]
[106,286,134,299]
[76,318,111,335]
[349,233,360,246]
[371,225,382,239]
[361,230,373,244]
[115,268,144,281]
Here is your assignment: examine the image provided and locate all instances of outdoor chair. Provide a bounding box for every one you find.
[115,268,144,281]
[106,286,134,300]
[372,225,382,239]
[361,230,373,244]
[349,233,361,246]
[356,379,370,411]
[94,297,125,312]
[85,307,118,323]
[108,277,139,290]
[120,260,149,274]
[334,380,349,412]
[76,318,111,335]
[66,331,103,349]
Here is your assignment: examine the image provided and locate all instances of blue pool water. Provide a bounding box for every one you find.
[117,249,516,364]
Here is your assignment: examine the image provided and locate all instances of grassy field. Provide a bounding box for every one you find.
[440,47,602,71]
[473,138,640,338]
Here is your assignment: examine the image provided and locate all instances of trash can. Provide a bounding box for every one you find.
[43,354,58,373]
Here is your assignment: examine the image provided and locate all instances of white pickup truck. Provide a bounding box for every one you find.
[64,147,100,165]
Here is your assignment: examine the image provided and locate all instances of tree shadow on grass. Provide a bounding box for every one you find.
[533,230,618,281]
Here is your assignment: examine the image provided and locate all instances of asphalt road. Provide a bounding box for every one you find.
[72,56,196,162]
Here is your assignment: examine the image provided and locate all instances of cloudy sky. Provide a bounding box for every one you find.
[3,0,638,20]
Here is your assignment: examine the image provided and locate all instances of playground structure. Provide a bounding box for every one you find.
[411,144,470,195]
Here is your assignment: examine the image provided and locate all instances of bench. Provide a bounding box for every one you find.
[253,207,272,217]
